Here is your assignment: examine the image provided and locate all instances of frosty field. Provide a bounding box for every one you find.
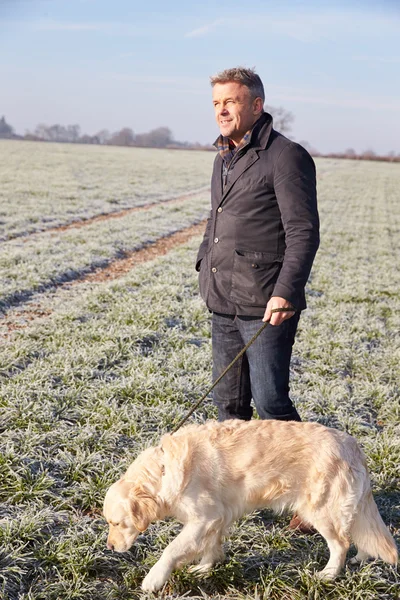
[0,140,214,241]
[0,141,399,600]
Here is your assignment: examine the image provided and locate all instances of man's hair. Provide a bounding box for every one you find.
[210,67,265,102]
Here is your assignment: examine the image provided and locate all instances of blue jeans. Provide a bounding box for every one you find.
[212,312,301,421]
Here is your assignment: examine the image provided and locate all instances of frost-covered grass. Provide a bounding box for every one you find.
[0,192,210,310]
[0,140,214,240]
[0,155,358,312]
[0,157,399,599]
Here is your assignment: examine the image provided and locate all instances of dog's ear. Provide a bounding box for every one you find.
[127,487,159,532]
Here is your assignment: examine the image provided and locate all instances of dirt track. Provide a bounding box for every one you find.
[80,221,206,282]
[7,189,208,241]
[1,219,207,336]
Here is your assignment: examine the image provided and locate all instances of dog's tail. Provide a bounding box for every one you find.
[350,489,398,565]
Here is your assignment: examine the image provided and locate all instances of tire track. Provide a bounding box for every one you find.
[1,220,207,336]
[3,187,210,242]
[80,220,206,283]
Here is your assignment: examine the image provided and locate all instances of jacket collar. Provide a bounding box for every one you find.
[213,111,274,153]
[213,112,275,203]
[249,111,273,150]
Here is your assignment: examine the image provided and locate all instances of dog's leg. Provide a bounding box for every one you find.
[141,521,213,592]
[349,549,369,565]
[189,534,226,575]
[313,522,350,580]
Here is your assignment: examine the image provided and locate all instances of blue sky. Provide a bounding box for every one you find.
[1,0,399,153]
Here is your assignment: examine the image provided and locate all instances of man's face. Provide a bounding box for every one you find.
[212,81,263,145]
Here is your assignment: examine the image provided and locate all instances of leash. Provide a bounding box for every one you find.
[170,307,295,435]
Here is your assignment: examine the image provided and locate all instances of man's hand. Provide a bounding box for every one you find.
[263,296,296,326]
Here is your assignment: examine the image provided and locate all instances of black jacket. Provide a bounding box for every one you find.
[196,112,320,316]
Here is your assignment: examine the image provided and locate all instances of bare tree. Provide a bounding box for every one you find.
[95,129,111,145]
[32,123,81,142]
[0,116,14,138]
[109,127,135,146]
[265,105,294,134]
[67,124,81,143]
[344,148,356,158]
[78,134,99,144]
[135,127,173,148]
[33,123,50,140]
[49,124,67,142]
[361,149,376,160]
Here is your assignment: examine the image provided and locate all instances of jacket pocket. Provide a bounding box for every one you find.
[230,249,283,306]
[198,249,211,302]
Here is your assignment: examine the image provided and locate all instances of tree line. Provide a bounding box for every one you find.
[1,114,399,161]
[0,106,294,150]
[0,117,189,149]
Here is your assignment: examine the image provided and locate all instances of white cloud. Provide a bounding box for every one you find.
[4,8,400,44]
[184,19,226,38]
[183,9,400,43]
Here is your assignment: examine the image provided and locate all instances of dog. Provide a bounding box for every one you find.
[103,419,397,592]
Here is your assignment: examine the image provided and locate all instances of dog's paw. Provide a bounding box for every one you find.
[188,563,214,576]
[188,550,224,577]
[141,565,168,592]
[349,550,369,565]
[315,567,339,581]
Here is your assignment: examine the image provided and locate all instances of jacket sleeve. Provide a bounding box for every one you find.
[195,210,212,272]
[272,142,320,308]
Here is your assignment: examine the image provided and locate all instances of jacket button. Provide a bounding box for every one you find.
[217,207,223,213]
[251,263,259,269]
[211,267,217,273]
[214,237,219,243]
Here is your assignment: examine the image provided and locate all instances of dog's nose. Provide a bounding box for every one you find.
[107,542,114,551]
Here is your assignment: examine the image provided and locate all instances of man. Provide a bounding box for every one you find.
[196,66,319,533]
[196,66,319,425]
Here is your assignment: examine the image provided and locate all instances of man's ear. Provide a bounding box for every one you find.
[127,489,159,532]
[253,96,264,115]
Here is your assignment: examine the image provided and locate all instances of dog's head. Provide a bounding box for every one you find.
[103,448,164,552]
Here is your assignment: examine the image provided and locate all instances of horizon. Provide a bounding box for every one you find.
[1,0,400,154]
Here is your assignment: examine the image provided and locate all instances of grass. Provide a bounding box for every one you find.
[0,149,399,599]
[0,140,214,240]
[0,191,210,310]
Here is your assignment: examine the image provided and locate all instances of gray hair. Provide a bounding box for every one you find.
[210,67,265,102]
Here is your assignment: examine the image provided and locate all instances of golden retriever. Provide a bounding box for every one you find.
[103,419,397,592]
